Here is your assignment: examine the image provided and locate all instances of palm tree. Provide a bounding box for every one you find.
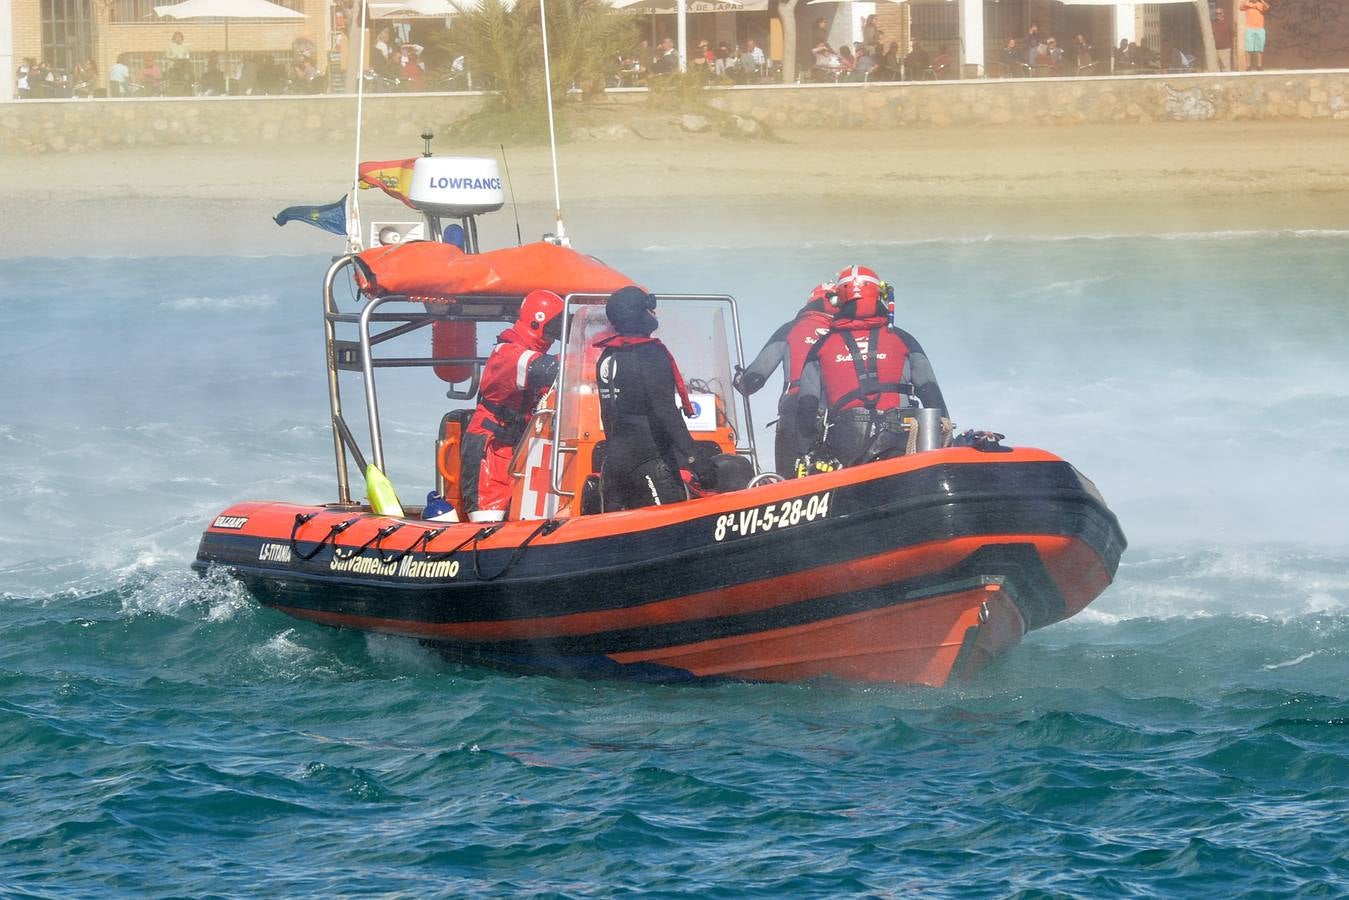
[438,0,637,109]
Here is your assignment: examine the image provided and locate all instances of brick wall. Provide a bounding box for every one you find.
[12,0,43,65]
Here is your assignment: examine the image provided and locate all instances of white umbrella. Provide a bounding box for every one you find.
[617,0,750,10]
[370,0,519,15]
[369,0,459,17]
[613,0,743,9]
[154,0,306,57]
[805,0,905,5]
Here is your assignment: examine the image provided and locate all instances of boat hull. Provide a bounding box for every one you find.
[193,447,1125,686]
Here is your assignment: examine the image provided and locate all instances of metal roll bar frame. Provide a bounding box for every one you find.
[321,257,759,509]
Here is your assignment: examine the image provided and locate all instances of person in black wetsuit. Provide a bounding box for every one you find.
[594,287,719,511]
[734,281,836,475]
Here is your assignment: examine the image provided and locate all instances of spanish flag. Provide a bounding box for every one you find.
[358,158,417,208]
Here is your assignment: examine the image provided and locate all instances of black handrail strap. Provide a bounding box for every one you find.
[472,519,564,582]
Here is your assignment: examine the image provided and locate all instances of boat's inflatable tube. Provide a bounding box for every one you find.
[354,241,636,300]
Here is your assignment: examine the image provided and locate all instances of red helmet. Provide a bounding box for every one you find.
[833,265,883,318]
[806,280,838,312]
[516,289,564,340]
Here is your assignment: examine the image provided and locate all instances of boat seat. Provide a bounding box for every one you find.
[436,409,477,507]
[711,453,754,492]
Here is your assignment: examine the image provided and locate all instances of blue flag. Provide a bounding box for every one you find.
[274,196,347,236]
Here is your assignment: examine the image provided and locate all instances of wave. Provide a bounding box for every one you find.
[634,228,1349,253]
[161,293,276,312]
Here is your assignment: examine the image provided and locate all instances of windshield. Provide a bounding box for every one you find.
[558,295,743,445]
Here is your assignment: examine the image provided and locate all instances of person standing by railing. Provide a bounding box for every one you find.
[108,58,129,97]
[1211,6,1234,71]
[1240,0,1270,70]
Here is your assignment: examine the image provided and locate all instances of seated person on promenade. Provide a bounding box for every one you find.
[1073,35,1094,71]
[904,44,931,80]
[200,52,225,95]
[1031,39,1060,74]
[1000,39,1026,76]
[692,39,714,71]
[235,56,260,94]
[399,44,424,90]
[260,55,290,93]
[372,29,394,75]
[617,46,646,85]
[739,39,766,80]
[71,60,96,97]
[1114,39,1132,71]
[853,45,878,80]
[139,54,162,93]
[653,38,679,75]
[836,44,857,78]
[715,42,732,77]
[876,42,900,80]
[812,42,841,81]
[292,55,320,92]
[931,45,952,78]
[1133,42,1160,69]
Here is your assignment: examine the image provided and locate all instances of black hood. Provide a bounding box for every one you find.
[606,286,658,336]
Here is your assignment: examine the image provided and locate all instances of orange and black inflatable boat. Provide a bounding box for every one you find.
[193,241,1126,685]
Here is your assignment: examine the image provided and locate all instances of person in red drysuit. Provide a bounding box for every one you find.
[460,289,564,521]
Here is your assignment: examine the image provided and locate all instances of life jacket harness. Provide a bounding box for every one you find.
[594,334,696,417]
[478,397,529,445]
[782,310,835,397]
[808,326,914,413]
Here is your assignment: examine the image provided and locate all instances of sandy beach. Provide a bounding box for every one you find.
[4,118,1349,257]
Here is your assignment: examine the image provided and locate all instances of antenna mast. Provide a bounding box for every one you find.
[347,0,371,252]
[538,0,569,247]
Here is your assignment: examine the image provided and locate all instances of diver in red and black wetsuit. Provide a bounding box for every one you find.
[595,286,719,511]
[797,265,948,467]
[734,280,838,475]
[460,289,564,521]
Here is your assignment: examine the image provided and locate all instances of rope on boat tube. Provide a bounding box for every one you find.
[290,513,358,561]
[472,519,565,582]
[375,523,413,565]
[333,522,403,562]
[422,524,502,562]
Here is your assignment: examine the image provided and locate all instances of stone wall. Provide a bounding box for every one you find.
[0,92,487,154]
[705,70,1349,127]
[3,70,1348,154]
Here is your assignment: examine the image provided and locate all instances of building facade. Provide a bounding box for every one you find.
[8,0,332,97]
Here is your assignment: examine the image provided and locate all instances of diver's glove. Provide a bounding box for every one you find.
[689,454,720,491]
[732,365,765,397]
[953,429,1009,452]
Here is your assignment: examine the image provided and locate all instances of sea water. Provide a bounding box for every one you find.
[2,234,1347,896]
